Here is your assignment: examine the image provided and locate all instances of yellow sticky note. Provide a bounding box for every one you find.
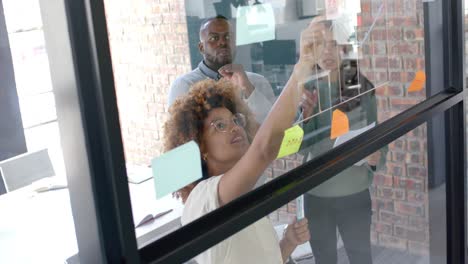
[277,125,304,159]
[330,109,349,139]
[408,71,426,92]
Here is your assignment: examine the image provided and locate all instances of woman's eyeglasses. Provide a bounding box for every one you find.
[210,113,247,133]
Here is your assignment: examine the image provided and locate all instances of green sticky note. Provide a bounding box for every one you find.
[277,125,304,159]
[236,4,276,46]
[152,141,203,199]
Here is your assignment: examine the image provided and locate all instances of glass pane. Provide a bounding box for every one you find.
[192,123,441,264]
[0,0,78,263]
[101,0,435,251]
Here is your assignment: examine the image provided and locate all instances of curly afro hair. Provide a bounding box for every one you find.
[163,79,258,203]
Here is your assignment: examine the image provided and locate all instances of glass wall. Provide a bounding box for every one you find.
[100,0,433,251]
[192,123,440,264]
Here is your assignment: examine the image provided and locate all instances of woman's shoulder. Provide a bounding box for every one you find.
[181,175,223,225]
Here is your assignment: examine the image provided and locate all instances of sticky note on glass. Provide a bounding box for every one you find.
[330,109,349,139]
[277,125,304,159]
[152,141,202,199]
[408,71,426,92]
[236,3,275,46]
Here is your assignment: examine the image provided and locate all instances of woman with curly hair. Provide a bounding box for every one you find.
[163,22,318,264]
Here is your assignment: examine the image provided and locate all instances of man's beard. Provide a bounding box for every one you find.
[205,53,233,70]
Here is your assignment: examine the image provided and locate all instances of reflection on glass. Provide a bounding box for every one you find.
[197,123,438,264]
[100,0,430,260]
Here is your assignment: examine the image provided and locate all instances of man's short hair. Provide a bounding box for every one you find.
[199,15,230,40]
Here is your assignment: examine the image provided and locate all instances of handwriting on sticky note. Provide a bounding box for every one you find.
[277,125,304,159]
[408,71,426,92]
[330,109,349,139]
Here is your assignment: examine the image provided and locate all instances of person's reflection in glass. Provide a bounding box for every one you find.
[298,17,388,264]
[163,77,310,263]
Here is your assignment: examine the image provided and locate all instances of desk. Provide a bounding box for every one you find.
[0,179,183,264]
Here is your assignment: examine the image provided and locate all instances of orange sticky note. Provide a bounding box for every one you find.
[330,109,349,139]
[408,71,426,92]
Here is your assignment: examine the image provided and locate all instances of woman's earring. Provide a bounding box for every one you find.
[202,153,208,161]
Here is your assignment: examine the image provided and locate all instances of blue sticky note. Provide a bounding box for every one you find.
[152,141,203,199]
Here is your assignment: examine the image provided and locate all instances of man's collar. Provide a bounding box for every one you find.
[198,61,222,80]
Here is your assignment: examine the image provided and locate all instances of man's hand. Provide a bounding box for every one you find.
[300,89,318,120]
[284,218,310,247]
[219,64,255,98]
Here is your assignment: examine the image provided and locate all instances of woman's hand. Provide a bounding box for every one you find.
[300,89,318,120]
[294,16,327,83]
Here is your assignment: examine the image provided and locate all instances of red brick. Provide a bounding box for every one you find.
[409,216,429,230]
[407,191,427,203]
[286,160,301,170]
[389,139,406,151]
[390,98,421,111]
[372,221,393,235]
[358,58,372,68]
[388,57,402,69]
[371,29,388,41]
[388,16,418,27]
[379,210,408,225]
[360,16,386,27]
[387,162,406,177]
[389,43,419,55]
[394,177,424,192]
[379,234,408,251]
[404,57,418,70]
[392,151,406,163]
[287,201,296,213]
[407,139,423,152]
[375,86,386,96]
[388,28,403,41]
[376,186,406,200]
[404,28,424,41]
[394,225,426,242]
[387,85,404,96]
[395,201,425,217]
[377,112,391,122]
[373,173,393,186]
[272,159,285,170]
[376,97,389,110]
[373,198,395,212]
[406,126,426,137]
[374,57,388,68]
[407,165,427,179]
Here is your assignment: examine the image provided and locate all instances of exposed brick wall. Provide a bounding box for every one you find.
[360,0,429,255]
[103,0,191,165]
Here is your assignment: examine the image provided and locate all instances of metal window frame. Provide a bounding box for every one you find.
[37,0,466,263]
[39,0,139,263]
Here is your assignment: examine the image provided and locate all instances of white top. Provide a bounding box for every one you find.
[181,176,283,264]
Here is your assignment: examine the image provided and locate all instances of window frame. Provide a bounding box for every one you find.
[37,0,466,263]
